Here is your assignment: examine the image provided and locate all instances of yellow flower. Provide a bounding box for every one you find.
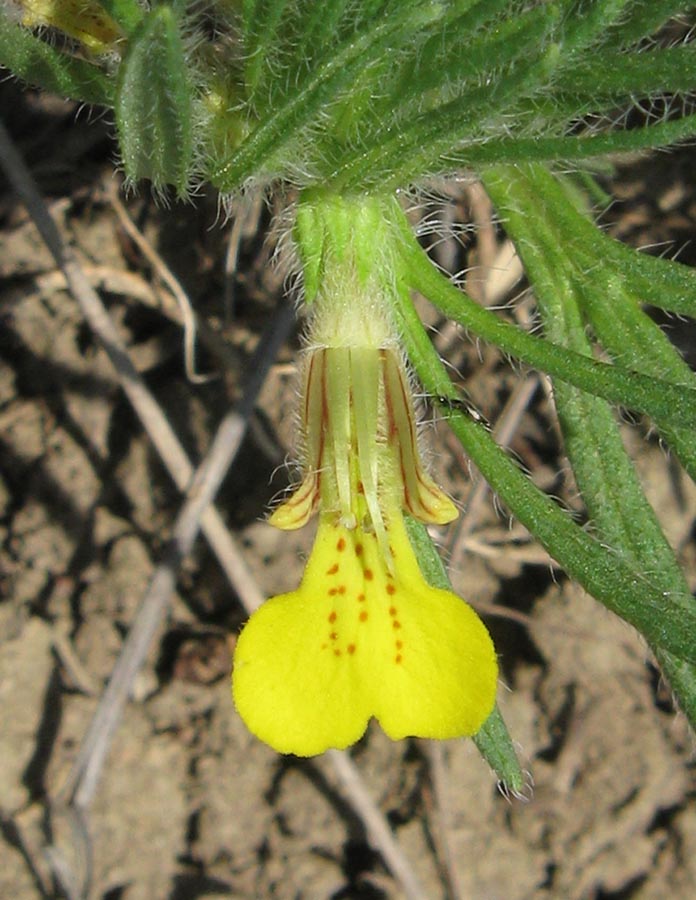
[14,0,121,53]
[232,339,498,756]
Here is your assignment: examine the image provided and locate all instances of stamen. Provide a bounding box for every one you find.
[326,348,356,528]
[382,349,457,525]
[350,347,390,561]
[302,350,327,476]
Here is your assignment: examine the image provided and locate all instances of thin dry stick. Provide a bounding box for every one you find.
[1,121,427,900]
[223,193,263,323]
[326,750,428,900]
[106,184,247,381]
[423,741,466,900]
[107,183,214,384]
[482,239,524,306]
[464,181,498,303]
[60,411,245,810]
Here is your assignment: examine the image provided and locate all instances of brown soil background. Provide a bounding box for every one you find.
[1,81,695,900]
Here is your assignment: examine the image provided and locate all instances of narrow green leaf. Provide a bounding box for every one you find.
[96,0,144,33]
[332,33,562,191]
[574,229,696,320]
[558,0,634,55]
[381,0,519,108]
[115,4,194,196]
[0,13,113,105]
[291,0,353,69]
[598,0,695,49]
[241,0,264,35]
[472,707,527,799]
[555,47,696,99]
[654,648,696,726]
[365,0,565,150]
[449,114,696,168]
[242,0,292,96]
[480,160,696,319]
[577,270,696,481]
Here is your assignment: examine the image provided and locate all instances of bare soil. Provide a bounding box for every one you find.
[1,81,695,900]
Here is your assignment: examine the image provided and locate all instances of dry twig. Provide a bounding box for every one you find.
[326,750,429,900]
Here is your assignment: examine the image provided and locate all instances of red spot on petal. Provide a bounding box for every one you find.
[330,631,338,640]
[338,585,346,595]
[327,563,339,575]
[396,640,403,649]
[364,569,374,581]
[347,644,356,655]
[336,537,346,552]
[334,649,342,656]
[395,655,402,664]
[386,583,396,595]
[357,481,364,494]
[329,588,338,596]
[393,620,401,630]
[328,611,337,623]
[359,611,368,622]
[389,606,397,617]
[355,543,363,556]
[357,593,365,602]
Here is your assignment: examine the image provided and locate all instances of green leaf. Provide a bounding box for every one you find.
[556,0,634,55]
[605,244,696,319]
[555,47,696,99]
[331,32,562,191]
[448,114,696,168]
[0,12,114,105]
[478,159,696,318]
[290,0,353,71]
[242,0,292,96]
[654,649,696,726]
[577,270,696,481]
[472,707,528,799]
[97,0,144,33]
[597,0,696,49]
[115,4,194,196]
[370,0,527,113]
[205,0,696,191]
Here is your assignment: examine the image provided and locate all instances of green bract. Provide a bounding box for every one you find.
[115,4,194,197]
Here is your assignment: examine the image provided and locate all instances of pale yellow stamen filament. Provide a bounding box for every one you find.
[350,347,390,565]
[326,348,356,528]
